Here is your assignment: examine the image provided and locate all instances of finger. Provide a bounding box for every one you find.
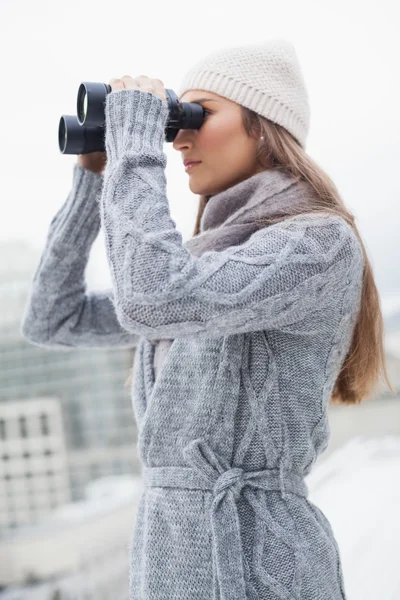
[134,75,155,88]
[121,75,136,86]
[152,78,165,94]
[133,75,155,93]
[109,77,125,91]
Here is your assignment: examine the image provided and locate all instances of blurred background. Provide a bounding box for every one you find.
[1,0,399,598]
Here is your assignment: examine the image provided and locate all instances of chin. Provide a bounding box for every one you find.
[188,178,225,198]
[188,180,211,197]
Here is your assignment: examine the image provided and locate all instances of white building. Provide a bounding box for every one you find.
[0,397,71,530]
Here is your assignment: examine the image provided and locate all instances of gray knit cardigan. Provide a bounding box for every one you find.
[21,89,364,600]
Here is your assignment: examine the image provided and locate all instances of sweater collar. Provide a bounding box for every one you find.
[199,168,302,233]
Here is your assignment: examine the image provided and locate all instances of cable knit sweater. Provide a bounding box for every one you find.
[21,89,364,600]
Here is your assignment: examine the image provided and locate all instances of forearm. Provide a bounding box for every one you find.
[21,164,139,348]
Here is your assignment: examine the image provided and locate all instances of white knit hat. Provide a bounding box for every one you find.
[178,40,310,148]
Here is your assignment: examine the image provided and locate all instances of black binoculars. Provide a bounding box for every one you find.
[58,82,207,155]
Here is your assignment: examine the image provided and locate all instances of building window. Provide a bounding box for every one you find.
[19,416,28,438]
[39,413,50,436]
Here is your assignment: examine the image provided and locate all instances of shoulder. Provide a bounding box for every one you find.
[292,212,364,260]
[243,211,364,267]
[272,210,353,231]
[259,210,360,241]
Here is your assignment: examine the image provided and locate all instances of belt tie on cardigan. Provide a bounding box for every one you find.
[142,438,308,600]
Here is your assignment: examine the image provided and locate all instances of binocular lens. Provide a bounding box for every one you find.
[58,115,105,154]
[58,118,67,153]
[77,83,109,127]
[82,93,87,121]
[77,84,86,125]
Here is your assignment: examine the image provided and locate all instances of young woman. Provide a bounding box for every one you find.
[21,40,392,599]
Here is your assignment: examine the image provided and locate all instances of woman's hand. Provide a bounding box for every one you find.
[77,76,166,174]
[77,151,107,175]
[108,75,167,103]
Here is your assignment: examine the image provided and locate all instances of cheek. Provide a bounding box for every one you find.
[200,116,238,149]
[200,128,227,150]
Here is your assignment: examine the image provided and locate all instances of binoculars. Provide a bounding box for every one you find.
[58,82,207,154]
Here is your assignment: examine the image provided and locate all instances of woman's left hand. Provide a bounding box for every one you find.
[108,75,167,103]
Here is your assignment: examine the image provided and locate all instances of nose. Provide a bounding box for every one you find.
[172,129,196,152]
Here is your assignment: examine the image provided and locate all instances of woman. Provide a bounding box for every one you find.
[21,40,392,599]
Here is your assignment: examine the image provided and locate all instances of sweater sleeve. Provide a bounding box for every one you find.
[99,88,364,341]
[20,163,140,349]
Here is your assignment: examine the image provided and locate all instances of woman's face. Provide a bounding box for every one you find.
[172,90,264,197]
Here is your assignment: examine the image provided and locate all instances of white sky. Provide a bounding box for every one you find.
[1,0,399,315]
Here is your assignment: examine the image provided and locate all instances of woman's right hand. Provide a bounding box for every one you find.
[77,151,107,175]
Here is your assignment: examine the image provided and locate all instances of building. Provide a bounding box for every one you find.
[0,241,140,506]
[0,397,71,530]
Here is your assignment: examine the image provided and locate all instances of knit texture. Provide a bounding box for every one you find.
[178,40,310,148]
[152,167,333,380]
[20,165,139,349]
[21,88,365,600]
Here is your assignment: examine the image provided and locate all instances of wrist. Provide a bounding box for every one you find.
[104,89,169,166]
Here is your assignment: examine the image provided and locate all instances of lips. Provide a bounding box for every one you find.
[183,160,201,167]
[185,162,201,172]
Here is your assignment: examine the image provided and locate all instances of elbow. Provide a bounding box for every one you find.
[20,322,73,350]
[20,313,41,340]
[20,316,64,349]
[20,318,50,347]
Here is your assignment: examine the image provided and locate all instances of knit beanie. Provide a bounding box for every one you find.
[178,40,310,149]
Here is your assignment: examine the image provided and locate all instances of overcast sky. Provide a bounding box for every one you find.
[1,0,399,316]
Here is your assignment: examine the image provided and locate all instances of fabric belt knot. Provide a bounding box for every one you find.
[142,438,308,600]
[214,467,245,500]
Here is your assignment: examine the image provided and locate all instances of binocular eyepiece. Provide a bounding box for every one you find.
[58,82,206,154]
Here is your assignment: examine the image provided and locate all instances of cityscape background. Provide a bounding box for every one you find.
[1,0,400,598]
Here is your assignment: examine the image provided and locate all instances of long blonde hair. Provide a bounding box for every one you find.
[126,107,394,405]
[192,107,394,405]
